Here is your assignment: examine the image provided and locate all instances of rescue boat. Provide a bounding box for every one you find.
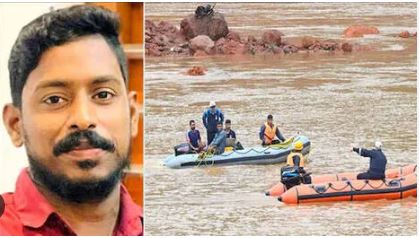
[163,135,310,169]
[266,164,417,197]
[278,172,417,204]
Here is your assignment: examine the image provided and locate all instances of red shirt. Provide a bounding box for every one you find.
[0,168,143,236]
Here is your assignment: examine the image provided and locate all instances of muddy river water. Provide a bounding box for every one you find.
[144,3,417,235]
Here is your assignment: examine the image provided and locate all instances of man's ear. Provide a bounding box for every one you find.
[128,91,141,138]
[2,103,24,147]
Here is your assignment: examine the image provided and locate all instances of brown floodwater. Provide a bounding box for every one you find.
[144,3,417,235]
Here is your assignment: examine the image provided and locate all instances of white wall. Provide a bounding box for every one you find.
[0,3,80,193]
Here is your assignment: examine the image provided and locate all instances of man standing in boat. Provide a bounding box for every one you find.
[207,122,227,155]
[259,114,286,146]
[353,141,387,179]
[202,101,224,145]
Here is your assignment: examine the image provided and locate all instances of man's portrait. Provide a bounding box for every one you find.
[0,3,143,236]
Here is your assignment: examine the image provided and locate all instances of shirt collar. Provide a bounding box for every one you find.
[14,168,55,228]
[14,168,143,235]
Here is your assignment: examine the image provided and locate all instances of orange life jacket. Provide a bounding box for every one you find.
[264,122,277,144]
[287,152,305,167]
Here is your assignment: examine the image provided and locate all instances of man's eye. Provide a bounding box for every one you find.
[94,91,114,100]
[44,96,65,104]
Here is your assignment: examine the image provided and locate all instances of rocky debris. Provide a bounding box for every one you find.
[321,40,338,51]
[301,36,320,49]
[399,31,410,38]
[186,66,207,76]
[247,35,257,44]
[180,12,229,41]
[343,25,379,37]
[261,30,284,46]
[283,45,299,54]
[226,31,241,42]
[189,35,215,54]
[341,42,353,53]
[398,31,416,38]
[145,11,376,57]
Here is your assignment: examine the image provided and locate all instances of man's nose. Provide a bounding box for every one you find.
[69,95,97,130]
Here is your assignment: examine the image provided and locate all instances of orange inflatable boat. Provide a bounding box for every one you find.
[278,172,417,204]
[266,164,417,197]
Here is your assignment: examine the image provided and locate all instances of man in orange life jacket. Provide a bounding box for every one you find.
[286,141,305,168]
[0,5,142,235]
[259,114,286,146]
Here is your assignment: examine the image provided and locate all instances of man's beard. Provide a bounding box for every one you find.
[28,154,129,203]
[25,130,131,203]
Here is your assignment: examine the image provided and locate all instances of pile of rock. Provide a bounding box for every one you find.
[146,9,389,57]
[398,31,417,38]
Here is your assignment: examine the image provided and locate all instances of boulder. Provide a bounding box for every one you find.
[186,66,207,75]
[399,31,410,38]
[301,36,318,49]
[145,43,162,57]
[341,42,353,53]
[343,25,379,37]
[180,12,229,41]
[189,35,215,54]
[247,35,257,44]
[157,21,178,34]
[193,50,209,57]
[283,45,298,54]
[261,29,284,46]
[226,31,241,42]
[320,40,338,51]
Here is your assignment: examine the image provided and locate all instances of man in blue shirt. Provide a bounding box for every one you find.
[186,120,204,152]
[174,120,204,156]
[353,141,387,180]
[202,101,224,145]
[224,119,236,139]
[208,122,227,155]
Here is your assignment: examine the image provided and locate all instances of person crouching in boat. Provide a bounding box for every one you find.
[281,141,311,189]
[286,141,305,168]
[174,120,205,155]
[224,119,244,150]
[352,141,387,180]
[207,122,227,155]
[280,140,310,189]
[259,114,286,146]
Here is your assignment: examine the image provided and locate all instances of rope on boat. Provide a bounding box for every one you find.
[193,136,307,167]
[310,177,405,194]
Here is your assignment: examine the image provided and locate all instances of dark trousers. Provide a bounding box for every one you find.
[357,172,384,180]
[262,139,281,146]
[207,131,216,145]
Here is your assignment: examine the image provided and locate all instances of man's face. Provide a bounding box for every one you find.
[225,123,231,130]
[210,106,216,113]
[217,124,223,132]
[14,35,139,201]
[190,122,196,130]
[268,118,273,125]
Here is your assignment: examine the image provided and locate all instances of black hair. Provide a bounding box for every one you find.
[189,120,195,125]
[217,121,223,125]
[267,114,273,120]
[225,119,231,124]
[8,5,128,107]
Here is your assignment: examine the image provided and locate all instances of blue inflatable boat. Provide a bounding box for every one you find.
[163,135,311,169]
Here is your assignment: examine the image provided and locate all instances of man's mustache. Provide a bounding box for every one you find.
[53,130,115,157]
